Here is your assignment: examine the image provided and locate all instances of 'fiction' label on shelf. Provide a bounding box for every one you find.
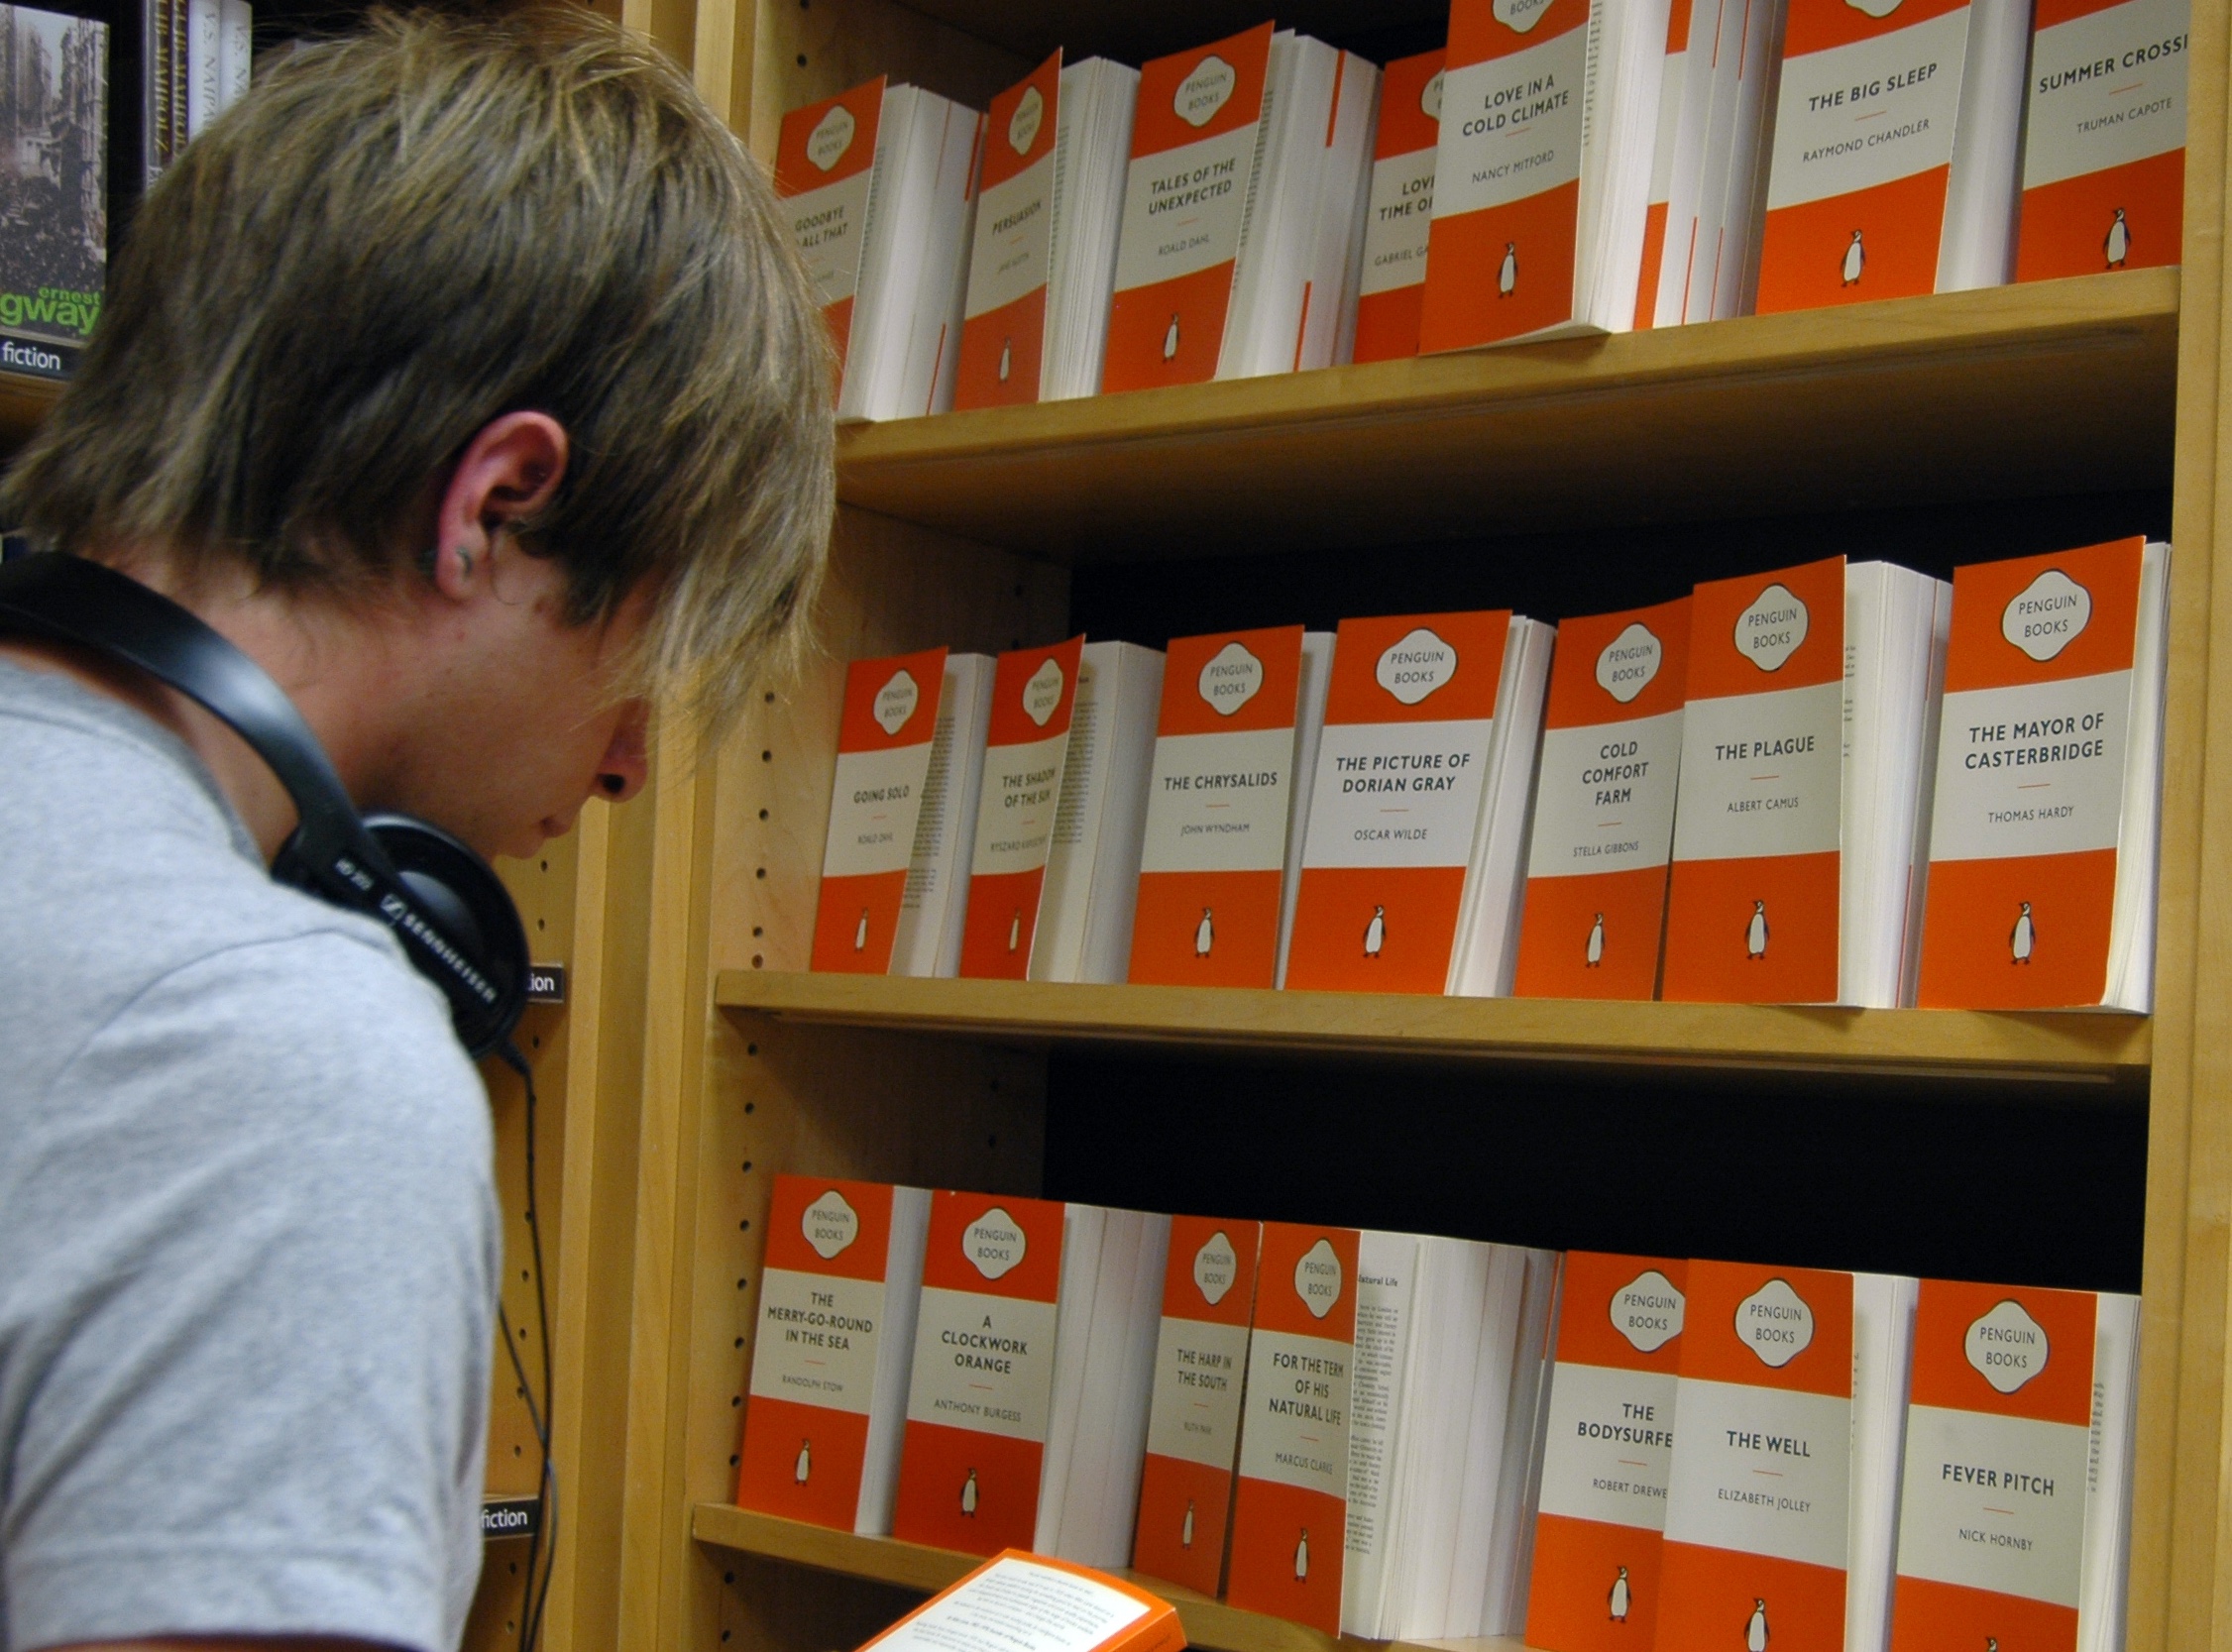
[812,648,948,974]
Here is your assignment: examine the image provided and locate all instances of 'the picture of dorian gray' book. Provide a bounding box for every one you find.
[0,3,105,381]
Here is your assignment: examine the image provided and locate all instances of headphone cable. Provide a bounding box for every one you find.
[497,1040,556,1652]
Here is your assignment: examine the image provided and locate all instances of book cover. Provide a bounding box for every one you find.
[0,4,105,382]
[1662,557,1847,1003]
[1226,1221,1361,1634]
[1526,1254,1689,1652]
[1890,1280,2098,1652]
[1352,50,1444,364]
[857,1550,1185,1652]
[1754,0,1974,312]
[1418,0,1594,350]
[775,77,886,378]
[1101,23,1275,392]
[1634,0,1692,327]
[1658,1261,1858,1652]
[1915,538,2148,1007]
[1129,625,1304,987]
[892,1192,1067,1557]
[2014,0,2186,280]
[1132,1217,1263,1596]
[1515,598,1693,999]
[1285,611,1512,994]
[812,648,948,973]
[958,636,1087,978]
[955,52,1060,410]
[735,1177,923,1531]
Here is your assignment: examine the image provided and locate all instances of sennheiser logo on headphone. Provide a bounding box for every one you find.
[380,891,500,1007]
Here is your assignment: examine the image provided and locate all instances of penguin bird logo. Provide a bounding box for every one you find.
[1586,913,1606,967]
[1745,899,1769,959]
[1294,1527,1310,1580]
[1609,1566,1630,1621]
[997,336,1013,383]
[795,1438,812,1484]
[1181,1498,1195,1549]
[1195,907,1215,957]
[853,908,870,951]
[1364,905,1387,957]
[1499,242,1518,297]
[1006,908,1022,952]
[960,1467,979,1516]
[2011,901,2035,964]
[2105,207,2130,268]
[1841,230,1865,286]
[1163,313,1181,361]
[1745,1598,1768,1652]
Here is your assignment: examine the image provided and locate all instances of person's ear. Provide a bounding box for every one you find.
[428,411,569,601]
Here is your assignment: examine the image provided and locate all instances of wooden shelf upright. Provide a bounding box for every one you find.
[530,0,2232,1647]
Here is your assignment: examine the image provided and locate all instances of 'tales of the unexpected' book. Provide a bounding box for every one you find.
[1225,1222,1361,1634]
[1524,1255,1688,1652]
[1129,626,1306,987]
[811,649,947,973]
[1131,1217,1264,1596]
[958,637,1087,978]
[1514,599,1693,999]
[734,1177,931,1534]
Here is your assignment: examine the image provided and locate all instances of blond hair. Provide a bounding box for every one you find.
[3,6,833,731]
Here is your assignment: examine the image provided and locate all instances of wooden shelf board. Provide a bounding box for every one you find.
[0,368,60,450]
[714,971,2150,1086]
[835,271,2177,561]
[692,1502,1524,1652]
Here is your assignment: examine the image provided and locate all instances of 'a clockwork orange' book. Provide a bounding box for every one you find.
[854,1550,1183,1652]
[1225,1222,1360,1634]
[1129,626,1305,987]
[735,1177,931,1534]
[891,1192,1067,1557]
[1889,1280,2129,1652]
[1352,51,1444,364]
[958,637,1087,978]
[1524,1254,1688,1652]
[1131,1217,1264,1597]
[1915,538,2171,1010]
[1283,611,1512,995]
[812,650,948,973]
[1514,599,1692,1000]
[1101,25,1277,393]
[1754,0,1979,313]
[1661,558,1846,1004]
[2015,0,2187,282]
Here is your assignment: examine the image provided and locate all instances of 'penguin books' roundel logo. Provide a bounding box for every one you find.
[873,669,920,735]
[1965,1299,2051,1393]
[962,1207,1027,1279]
[1199,640,1265,716]
[1611,1268,1685,1353]
[1377,627,1458,706]
[1596,623,1663,706]
[1294,1237,1343,1319]
[1734,1278,1816,1368]
[1193,1230,1241,1306]
[1421,70,1445,122]
[1007,85,1045,156]
[2002,569,2093,663]
[1022,657,1065,727]
[1175,55,1237,128]
[801,1189,859,1260]
[806,104,856,172]
[1845,0,1903,17]
[1735,583,1809,673]
[1494,0,1558,33]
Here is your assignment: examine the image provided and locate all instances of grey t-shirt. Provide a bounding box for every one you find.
[0,659,499,1652]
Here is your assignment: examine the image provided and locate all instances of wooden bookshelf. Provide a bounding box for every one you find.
[691,1503,1525,1652]
[837,270,2178,560]
[0,369,61,450]
[715,970,2151,1088]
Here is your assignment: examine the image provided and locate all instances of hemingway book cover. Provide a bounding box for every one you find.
[0,3,105,380]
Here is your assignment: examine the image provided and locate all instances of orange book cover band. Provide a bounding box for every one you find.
[855,1550,1183,1652]
[775,77,885,374]
[1352,50,1444,365]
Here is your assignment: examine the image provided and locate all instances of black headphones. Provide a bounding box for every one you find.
[0,553,529,1057]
